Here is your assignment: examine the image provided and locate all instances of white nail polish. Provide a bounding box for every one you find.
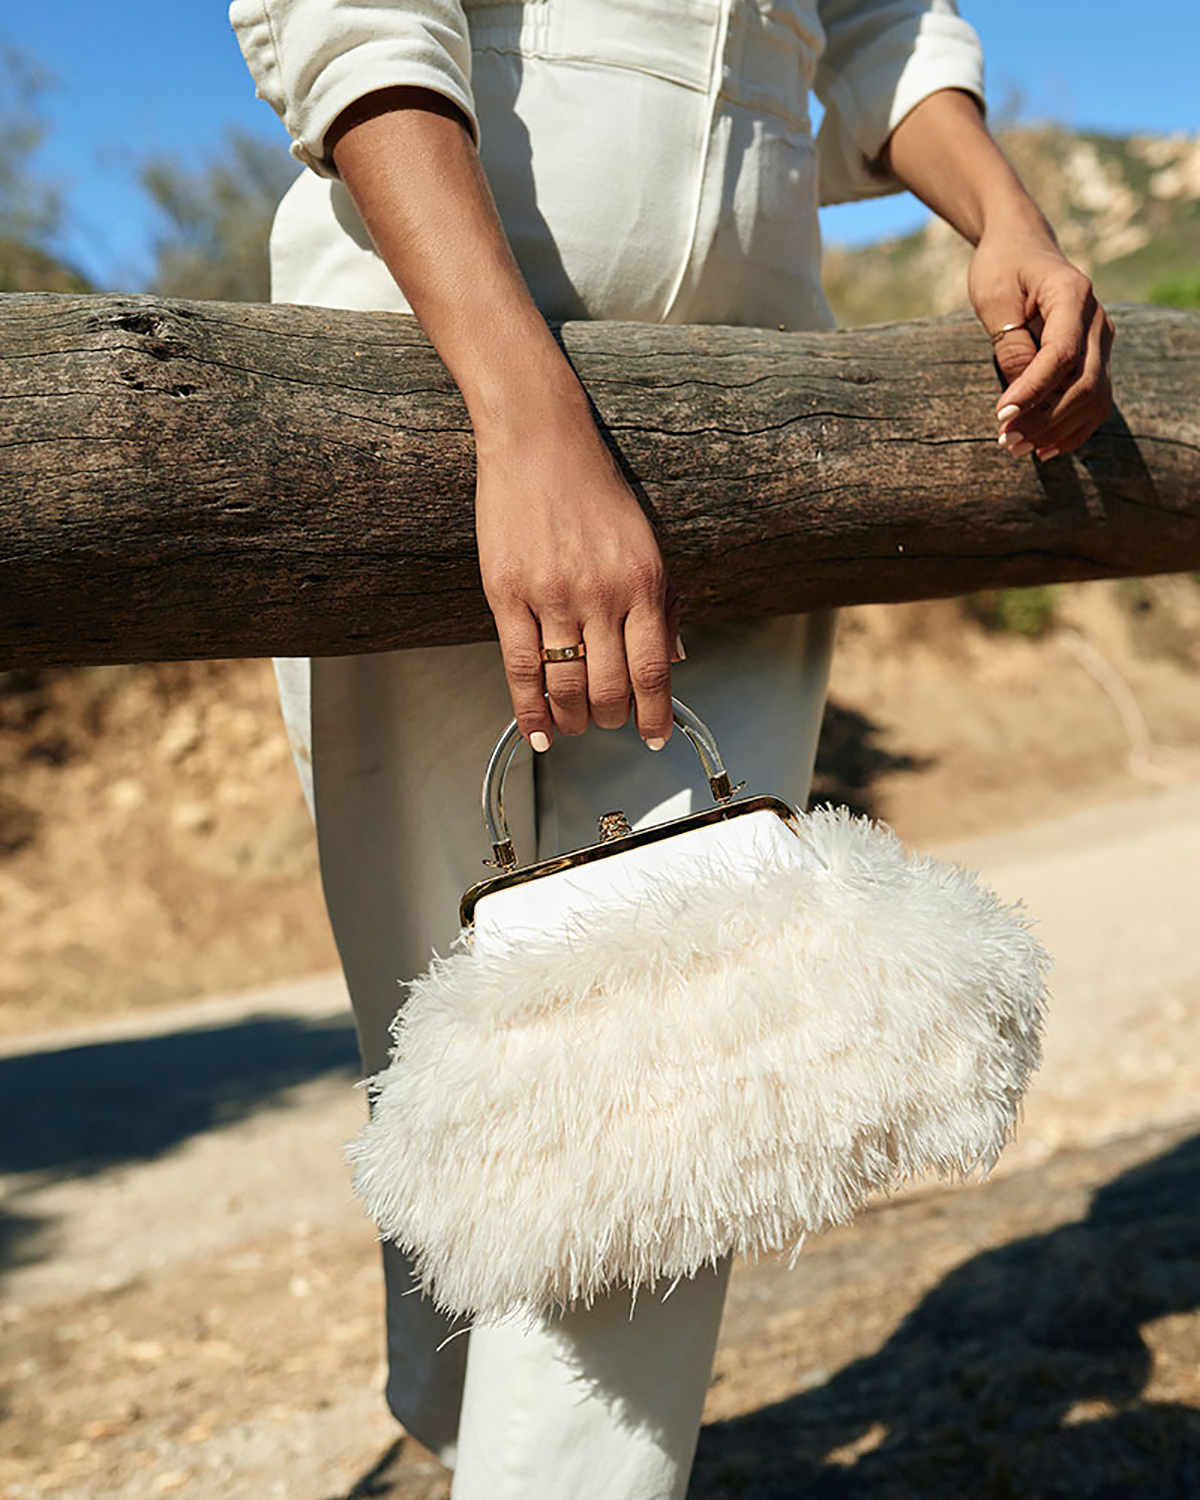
[997,404,1021,424]
[1038,446,1061,461]
[646,736,666,751]
[674,633,687,661]
[530,731,550,752]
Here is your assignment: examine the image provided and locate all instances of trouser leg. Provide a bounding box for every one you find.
[279,640,536,1464]
[452,1258,733,1500]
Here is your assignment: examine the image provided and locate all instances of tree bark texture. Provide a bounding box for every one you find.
[2,293,1196,667]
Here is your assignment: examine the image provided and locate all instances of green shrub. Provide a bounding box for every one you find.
[963,585,1062,638]
[1149,270,1200,309]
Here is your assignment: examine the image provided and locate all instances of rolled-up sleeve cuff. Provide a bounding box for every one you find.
[288,42,479,175]
[817,9,985,205]
[230,0,479,180]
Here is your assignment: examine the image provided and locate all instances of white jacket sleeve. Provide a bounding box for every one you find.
[228,0,478,178]
[814,0,984,205]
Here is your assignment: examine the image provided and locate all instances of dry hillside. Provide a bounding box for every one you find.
[824,126,1200,325]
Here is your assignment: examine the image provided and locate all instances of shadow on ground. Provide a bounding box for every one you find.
[691,1133,1200,1499]
[0,1012,359,1182]
[0,1012,360,1276]
[809,700,929,821]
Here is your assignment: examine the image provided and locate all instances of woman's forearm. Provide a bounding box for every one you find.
[326,85,681,752]
[328,86,591,448]
[878,89,1048,245]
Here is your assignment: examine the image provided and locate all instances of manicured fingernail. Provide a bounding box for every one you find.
[646,736,667,751]
[1006,438,1034,458]
[673,633,687,661]
[996,404,1021,424]
[998,429,1025,450]
[1038,446,1061,461]
[530,731,550,752]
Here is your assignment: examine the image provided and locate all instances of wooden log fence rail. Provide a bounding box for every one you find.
[1,293,1197,667]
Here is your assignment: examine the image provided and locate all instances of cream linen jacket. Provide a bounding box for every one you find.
[230,0,984,205]
[230,0,983,328]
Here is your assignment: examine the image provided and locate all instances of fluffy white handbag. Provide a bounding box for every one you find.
[347,698,1049,1328]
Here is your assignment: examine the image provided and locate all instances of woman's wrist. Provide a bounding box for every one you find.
[976,185,1057,249]
[468,348,596,457]
[884,90,1052,249]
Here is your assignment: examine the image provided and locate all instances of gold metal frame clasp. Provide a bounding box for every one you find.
[597,810,633,842]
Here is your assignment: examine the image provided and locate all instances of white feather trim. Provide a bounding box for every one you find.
[346,805,1049,1327]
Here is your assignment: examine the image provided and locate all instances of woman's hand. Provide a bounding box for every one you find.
[880,89,1114,461]
[475,411,682,751]
[969,227,1114,461]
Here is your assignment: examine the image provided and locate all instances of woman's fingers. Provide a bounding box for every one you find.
[993,267,1093,422]
[496,606,669,746]
[582,619,633,730]
[989,322,1041,402]
[539,614,591,738]
[1001,303,1114,457]
[979,258,1114,463]
[624,600,675,749]
[1031,417,1096,464]
[492,589,678,748]
[494,607,554,751]
[475,424,681,749]
[1040,303,1114,454]
[534,604,673,741]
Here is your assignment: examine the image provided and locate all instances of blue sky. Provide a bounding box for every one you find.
[4,1,1197,289]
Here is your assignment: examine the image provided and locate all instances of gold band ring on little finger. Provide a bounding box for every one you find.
[541,642,586,663]
[988,322,1029,345]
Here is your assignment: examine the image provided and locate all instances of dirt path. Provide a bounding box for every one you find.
[3,779,1198,1497]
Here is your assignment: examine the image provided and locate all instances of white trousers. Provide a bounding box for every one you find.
[269,20,841,1490]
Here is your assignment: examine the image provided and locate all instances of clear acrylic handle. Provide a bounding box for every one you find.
[482,698,736,871]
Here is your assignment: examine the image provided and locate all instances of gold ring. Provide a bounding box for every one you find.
[541,642,586,663]
[988,321,1029,346]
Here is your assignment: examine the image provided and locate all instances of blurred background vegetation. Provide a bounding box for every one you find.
[0,43,293,303]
